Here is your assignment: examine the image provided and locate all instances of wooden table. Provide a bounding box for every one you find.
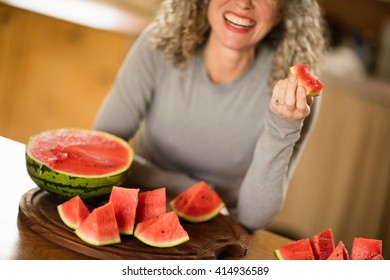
[0,135,292,260]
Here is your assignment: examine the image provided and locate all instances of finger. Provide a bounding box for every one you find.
[307,95,314,107]
[285,76,298,110]
[275,78,288,105]
[296,86,310,114]
[272,80,283,107]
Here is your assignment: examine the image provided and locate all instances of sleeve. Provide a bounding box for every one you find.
[93,24,159,140]
[237,99,321,231]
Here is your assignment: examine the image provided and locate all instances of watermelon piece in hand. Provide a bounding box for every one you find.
[75,202,120,246]
[290,64,324,96]
[137,188,166,222]
[134,211,189,248]
[274,238,315,260]
[327,241,349,260]
[350,237,382,260]
[310,228,335,260]
[57,195,90,230]
[109,186,139,235]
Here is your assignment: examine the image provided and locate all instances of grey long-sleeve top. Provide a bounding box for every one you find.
[93,25,320,231]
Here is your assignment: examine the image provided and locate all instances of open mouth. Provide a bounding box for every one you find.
[223,12,256,29]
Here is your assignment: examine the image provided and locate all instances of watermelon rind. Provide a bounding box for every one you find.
[134,212,189,248]
[25,128,134,199]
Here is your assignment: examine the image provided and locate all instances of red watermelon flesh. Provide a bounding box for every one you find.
[137,188,166,222]
[310,228,335,260]
[109,186,139,235]
[170,181,225,223]
[274,239,315,260]
[350,237,382,260]
[134,211,189,248]
[57,195,90,230]
[327,241,349,260]
[290,64,324,97]
[75,202,120,246]
[28,128,132,176]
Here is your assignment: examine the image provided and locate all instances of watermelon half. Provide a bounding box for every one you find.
[26,128,134,199]
[290,64,324,96]
[310,228,335,260]
[170,181,225,223]
[274,239,315,260]
[57,195,90,230]
[75,202,121,246]
[134,211,189,248]
[109,186,139,235]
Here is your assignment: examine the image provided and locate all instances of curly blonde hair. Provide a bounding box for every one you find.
[149,0,328,87]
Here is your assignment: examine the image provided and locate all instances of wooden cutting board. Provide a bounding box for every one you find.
[18,188,250,260]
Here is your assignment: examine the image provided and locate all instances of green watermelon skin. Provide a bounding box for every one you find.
[134,211,189,248]
[109,186,139,235]
[25,128,134,200]
[350,237,382,260]
[310,228,335,260]
[136,188,166,222]
[75,202,121,246]
[327,241,349,260]
[57,195,90,230]
[170,181,225,223]
[274,239,315,260]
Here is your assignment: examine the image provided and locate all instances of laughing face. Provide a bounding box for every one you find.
[207,0,282,52]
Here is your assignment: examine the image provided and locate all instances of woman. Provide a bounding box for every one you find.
[93,0,328,231]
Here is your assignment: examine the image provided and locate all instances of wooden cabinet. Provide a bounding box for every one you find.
[0,3,136,143]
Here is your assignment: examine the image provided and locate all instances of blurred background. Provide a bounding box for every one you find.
[0,0,389,259]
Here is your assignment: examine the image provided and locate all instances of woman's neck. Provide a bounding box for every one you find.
[204,36,256,84]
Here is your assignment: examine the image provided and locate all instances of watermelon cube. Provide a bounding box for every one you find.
[350,237,382,260]
[109,186,139,235]
[137,188,166,222]
[310,228,335,260]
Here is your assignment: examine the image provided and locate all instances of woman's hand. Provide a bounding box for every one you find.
[269,76,313,120]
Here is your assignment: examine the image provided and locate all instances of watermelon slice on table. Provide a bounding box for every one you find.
[75,202,121,246]
[310,228,335,260]
[350,237,382,260]
[290,64,324,96]
[134,211,189,248]
[327,241,349,260]
[109,186,139,235]
[274,239,315,260]
[57,195,90,230]
[137,188,166,222]
[170,181,225,223]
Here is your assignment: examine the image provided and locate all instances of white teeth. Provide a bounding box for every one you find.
[224,13,255,29]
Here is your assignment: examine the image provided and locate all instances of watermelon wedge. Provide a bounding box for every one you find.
[370,254,384,260]
[327,241,349,260]
[310,228,335,260]
[290,64,324,96]
[170,181,225,223]
[57,195,90,230]
[109,186,139,235]
[274,239,315,260]
[350,237,382,260]
[134,211,189,248]
[137,188,166,222]
[75,202,121,246]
